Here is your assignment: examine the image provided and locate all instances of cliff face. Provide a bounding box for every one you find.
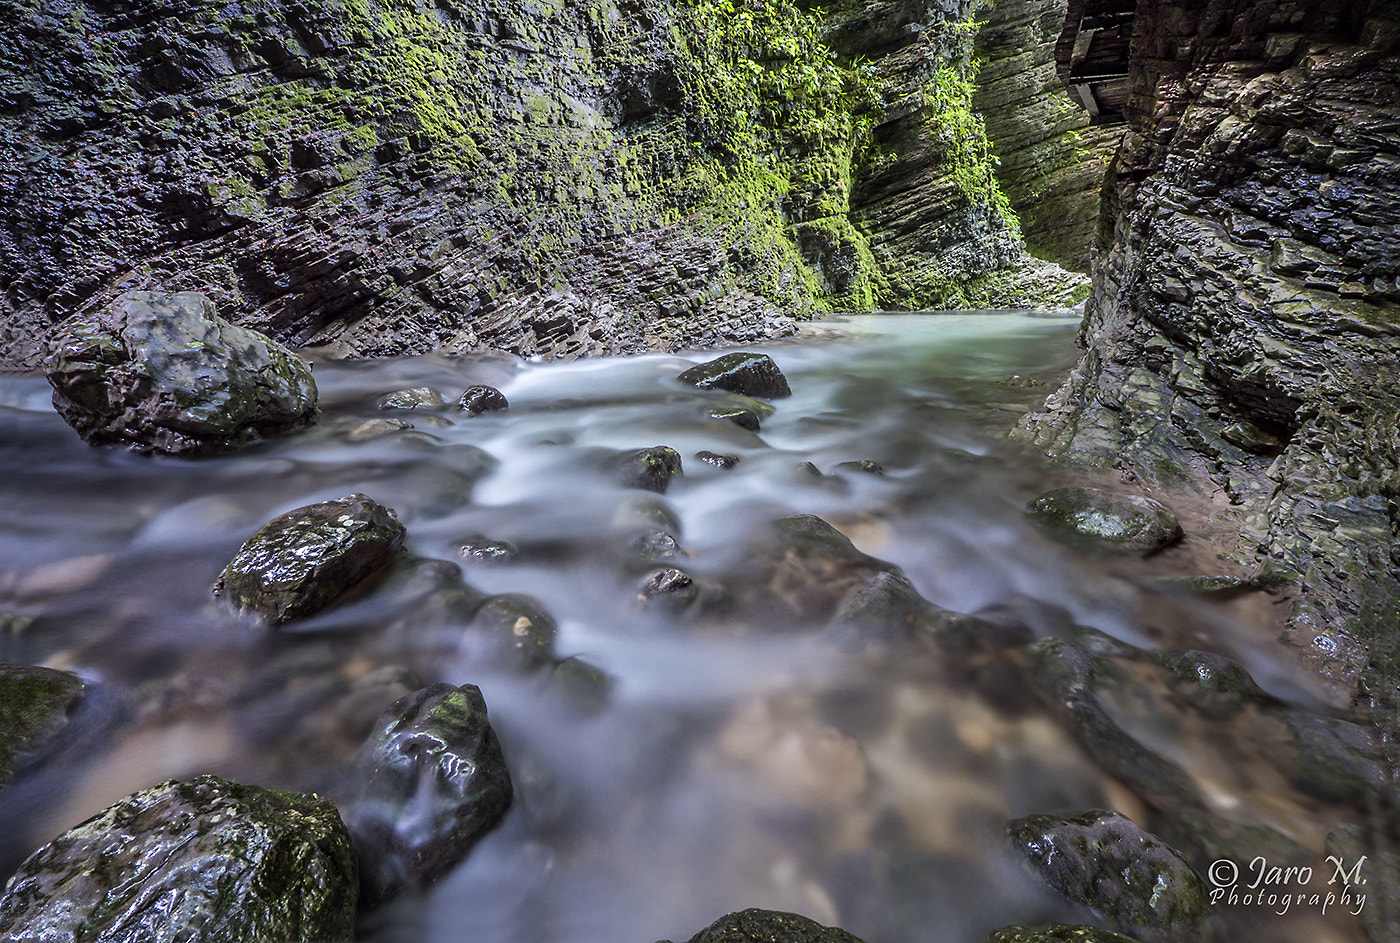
[972,0,1121,271]
[1022,0,1400,703]
[0,0,1086,372]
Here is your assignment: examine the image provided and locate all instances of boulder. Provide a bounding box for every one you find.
[344,683,512,907]
[677,352,792,399]
[214,494,406,625]
[0,664,84,789]
[986,926,1144,943]
[1005,810,1211,942]
[670,909,868,943]
[610,446,683,493]
[460,593,558,671]
[376,387,445,410]
[0,775,358,943]
[45,291,318,455]
[1027,488,1182,554]
[456,385,509,415]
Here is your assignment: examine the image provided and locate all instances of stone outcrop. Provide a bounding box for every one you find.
[1020,1,1400,711]
[972,0,1123,271]
[0,0,1088,373]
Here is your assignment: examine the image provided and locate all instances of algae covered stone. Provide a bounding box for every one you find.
[677,352,792,399]
[344,683,512,906]
[1027,487,1182,554]
[0,664,84,789]
[673,908,869,943]
[0,775,358,943]
[1005,809,1211,942]
[611,445,684,493]
[214,493,407,625]
[45,291,318,455]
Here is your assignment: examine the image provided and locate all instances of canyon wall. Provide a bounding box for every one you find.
[1021,0,1400,709]
[0,0,1088,373]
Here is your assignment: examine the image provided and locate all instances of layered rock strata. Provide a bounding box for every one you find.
[1020,1,1400,713]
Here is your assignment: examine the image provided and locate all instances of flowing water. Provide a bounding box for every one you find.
[0,313,1381,943]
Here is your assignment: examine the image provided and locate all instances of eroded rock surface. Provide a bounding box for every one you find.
[45,291,317,455]
[0,775,358,943]
[670,909,870,943]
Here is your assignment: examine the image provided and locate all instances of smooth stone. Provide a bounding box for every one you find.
[1005,810,1211,942]
[344,417,414,441]
[676,352,792,399]
[544,656,614,715]
[986,925,1144,943]
[45,290,317,455]
[213,493,407,625]
[460,593,557,670]
[456,535,519,564]
[1152,650,1277,716]
[832,460,885,475]
[695,450,741,469]
[0,775,357,942]
[0,664,84,789]
[345,683,512,907]
[706,404,762,431]
[610,445,683,493]
[1027,487,1182,553]
[1283,711,1391,803]
[456,385,509,415]
[376,387,445,410]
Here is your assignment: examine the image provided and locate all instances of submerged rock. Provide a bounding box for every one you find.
[456,535,519,564]
[456,385,509,416]
[1027,488,1182,554]
[637,567,698,610]
[695,450,741,469]
[345,683,511,907]
[1153,650,1278,717]
[706,404,764,431]
[214,494,407,625]
[1283,712,1391,804]
[832,460,885,476]
[986,926,1144,943]
[45,291,318,456]
[671,909,868,943]
[377,387,445,410]
[611,446,683,493]
[677,352,792,399]
[1005,810,1211,942]
[461,593,558,671]
[0,775,357,942]
[0,664,84,789]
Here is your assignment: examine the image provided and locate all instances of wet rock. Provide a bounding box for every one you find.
[671,908,868,943]
[214,494,407,626]
[695,450,741,469]
[1027,488,1182,554]
[544,657,615,715]
[1327,826,1399,943]
[0,664,84,789]
[706,404,763,431]
[832,460,885,476]
[45,291,318,456]
[345,683,511,907]
[1153,650,1278,717]
[456,385,509,416]
[741,515,903,624]
[630,529,685,564]
[1283,712,1391,804]
[456,535,519,564]
[796,461,824,478]
[344,417,414,441]
[986,926,1144,943]
[637,567,698,610]
[677,352,792,400]
[1005,810,1211,942]
[376,387,445,410]
[0,775,357,942]
[460,593,557,671]
[612,496,683,535]
[610,446,683,493]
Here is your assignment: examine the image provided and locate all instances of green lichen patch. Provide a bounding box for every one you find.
[0,665,84,788]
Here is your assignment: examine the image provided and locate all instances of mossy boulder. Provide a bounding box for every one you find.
[0,664,84,789]
[1005,810,1211,942]
[677,352,792,400]
[214,493,407,625]
[1028,488,1182,554]
[0,775,358,942]
[45,291,318,456]
[671,909,869,943]
[344,683,511,907]
[610,446,684,493]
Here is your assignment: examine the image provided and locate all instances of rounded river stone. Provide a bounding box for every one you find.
[677,352,792,399]
[1027,487,1182,553]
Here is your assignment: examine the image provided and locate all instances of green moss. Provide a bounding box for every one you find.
[924,63,1019,236]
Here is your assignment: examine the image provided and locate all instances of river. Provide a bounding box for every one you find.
[0,313,1377,943]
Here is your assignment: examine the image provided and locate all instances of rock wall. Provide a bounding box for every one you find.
[972,0,1121,271]
[1020,0,1400,708]
[0,0,1089,373]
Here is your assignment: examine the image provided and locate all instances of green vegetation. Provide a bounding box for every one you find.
[924,64,1019,235]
